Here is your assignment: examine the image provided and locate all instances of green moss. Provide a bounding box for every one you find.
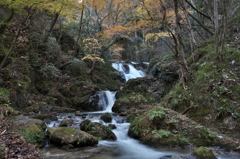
[0,88,9,104]
[0,143,4,158]
[22,124,45,144]
[100,113,112,123]
[193,147,216,159]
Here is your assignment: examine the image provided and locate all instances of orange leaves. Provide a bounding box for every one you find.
[104,25,133,37]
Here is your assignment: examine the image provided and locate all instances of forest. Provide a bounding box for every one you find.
[0,0,240,158]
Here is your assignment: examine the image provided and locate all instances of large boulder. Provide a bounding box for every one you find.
[12,115,47,147]
[47,127,98,147]
[193,147,217,159]
[128,106,240,150]
[80,119,117,140]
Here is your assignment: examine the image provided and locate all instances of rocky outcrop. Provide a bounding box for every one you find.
[47,127,98,147]
[112,76,171,114]
[128,106,240,150]
[80,119,117,140]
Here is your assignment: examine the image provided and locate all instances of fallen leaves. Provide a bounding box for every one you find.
[0,116,43,159]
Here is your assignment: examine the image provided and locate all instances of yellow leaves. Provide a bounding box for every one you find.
[82,54,104,63]
[82,38,104,63]
[145,32,171,42]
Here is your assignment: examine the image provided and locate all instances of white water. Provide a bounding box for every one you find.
[98,90,116,113]
[42,62,236,159]
[112,62,145,82]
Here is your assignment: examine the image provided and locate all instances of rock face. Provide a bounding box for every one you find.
[47,127,98,147]
[80,119,117,140]
[112,76,172,114]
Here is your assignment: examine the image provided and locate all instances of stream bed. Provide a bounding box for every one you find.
[40,62,240,159]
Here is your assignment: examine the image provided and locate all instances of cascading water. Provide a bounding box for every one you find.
[112,62,145,82]
[41,62,233,159]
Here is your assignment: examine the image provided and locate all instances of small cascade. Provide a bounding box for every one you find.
[112,62,145,82]
[42,62,199,159]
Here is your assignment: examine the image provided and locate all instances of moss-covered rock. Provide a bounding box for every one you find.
[64,58,88,77]
[112,75,174,114]
[193,147,217,159]
[128,106,240,149]
[80,120,117,140]
[100,113,112,123]
[32,113,58,121]
[147,55,179,84]
[59,119,74,127]
[47,127,98,147]
[12,115,47,147]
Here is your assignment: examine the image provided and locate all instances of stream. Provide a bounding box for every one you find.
[40,62,240,159]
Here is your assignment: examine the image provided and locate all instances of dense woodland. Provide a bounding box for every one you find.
[0,0,240,158]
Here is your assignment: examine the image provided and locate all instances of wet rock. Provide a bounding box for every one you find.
[80,120,117,140]
[108,124,117,129]
[51,106,76,113]
[59,119,74,127]
[75,111,81,116]
[32,114,58,121]
[100,113,112,123]
[160,155,194,159]
[47,127,98,147]
[193,147,217,159]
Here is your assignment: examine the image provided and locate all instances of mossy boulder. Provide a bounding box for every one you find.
[47,127,98,147]
[113,76,174,114]
[59,119,74,127]
[32,113,58,121]
[128,106,240,149]
[0,105,19,119]
[193,147,216,159]
[80,120,117,140]
[64,58,88,77]
[112,92,156,114]
[147,55,179,84]
[100,113,112,123]
[12,115,47,147]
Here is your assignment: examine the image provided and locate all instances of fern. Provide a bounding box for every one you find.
[152,129,171,138]
[149,110,166,121]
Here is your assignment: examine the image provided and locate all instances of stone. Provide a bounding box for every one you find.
[80,120,117,140]
[100,113,112,123]
[75,111,81,116]
[47,127,98,147]
[193,147,217,159]
[59,119,74,127]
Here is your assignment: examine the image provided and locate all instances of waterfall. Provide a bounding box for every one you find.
[112,62,145,82]
[42,62,199,159]
[97,90,116,113]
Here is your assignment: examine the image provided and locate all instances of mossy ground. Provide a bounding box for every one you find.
[163,43,240,138]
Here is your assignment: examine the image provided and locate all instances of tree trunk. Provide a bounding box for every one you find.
[173,0,190,87]
[75,3,85,56]
[0,8,34,68]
